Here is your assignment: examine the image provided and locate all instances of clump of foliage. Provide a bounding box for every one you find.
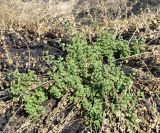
[23,88,47,120]
[10,71,47,119]
[47,29,144,130]
[9,27,144,131]
[10,71,38,97]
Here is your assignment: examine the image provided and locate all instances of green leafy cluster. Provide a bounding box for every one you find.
[48,30,143,130]
[10,71,38,97]
[10,71,47,119]
[23,89,47,120]
[9,28,144,131]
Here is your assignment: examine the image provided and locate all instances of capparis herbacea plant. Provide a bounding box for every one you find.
[10,26,144,131]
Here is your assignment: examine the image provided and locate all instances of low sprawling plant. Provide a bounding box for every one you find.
[10,71,47,119]
[23,88,47,120]
[47,29,144,130]
[9,27,144,131]
[10,70,38,97]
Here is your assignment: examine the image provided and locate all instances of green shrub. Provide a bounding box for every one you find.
[23,88,47,120]
[48,29,144,130]
[10,71,47,119]
[10,71,38,97]
[10,27,144,131]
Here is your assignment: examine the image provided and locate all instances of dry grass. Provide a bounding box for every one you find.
[0,0,159,30]
[0,0,131,31]
[0,0,78,30]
